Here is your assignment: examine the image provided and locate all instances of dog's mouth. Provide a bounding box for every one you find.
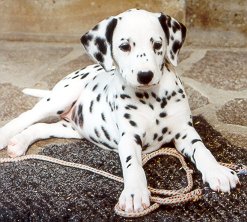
[136,84,157,90]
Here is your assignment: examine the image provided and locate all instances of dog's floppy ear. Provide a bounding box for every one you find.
[81,17,118,71]
[158,13,186,66]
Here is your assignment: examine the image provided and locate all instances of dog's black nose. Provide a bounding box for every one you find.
[137,71,154,85]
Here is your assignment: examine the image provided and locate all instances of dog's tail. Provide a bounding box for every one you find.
[22,88,51,98]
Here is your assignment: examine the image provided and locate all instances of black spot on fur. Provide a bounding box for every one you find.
[161,98,167,108]
[94,52,104,63]
[80,33,93,47]
[192,148,196,164]
[92,24,99,31]
[101,126,111,141]
[95,37,107,55]
[135,92,143,98]
[175,133,180,139]
[143,143,149,150]
[162,127,168,134]
[89,101,94,113]
[156,97,161,102]
[71,101,77,108]
[81,72,89,80]
[172,21,181,33]
[47,98,50,101]
[182,134,187,139]
[106,18,118,45]
[144,92,149,99]
[158,14,170,45]
[134,134,142,147]
[149,104,154,110]
[124,113,130,119]
[127,163,131,168]
[94,128,100,138]
[103,85,108,92]
[97,67,103,71]
[158,136,163,142]
[64,84,69,87]
[156,119,160,125]
[96,94,101,102]
[151,92,157,99]
[170,52,174,60]
[57,110,63,115]
[191,139,202,144]
[125,105,137,110]
[77,104,83,127]
[72,75,79,79]
[120,94,131,99]
[77,104,82,115]
[167,16,172,28]
[181,148,185,154]
[126,156,132,163]
[89,136,98,144]
[188,121,193,127]
[101,113,106,121]
[92,84,98,91]
[129,120,137,127]
[159,112,167,118]
[153,133,158,140]
[172,40,181,54]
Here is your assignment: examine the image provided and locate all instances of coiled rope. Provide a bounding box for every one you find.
[0,148,246,218]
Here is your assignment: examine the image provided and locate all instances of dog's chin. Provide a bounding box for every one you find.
[136,84,157,90]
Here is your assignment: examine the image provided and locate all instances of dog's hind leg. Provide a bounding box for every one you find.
[0,74,85,150]
[7,120,81,157]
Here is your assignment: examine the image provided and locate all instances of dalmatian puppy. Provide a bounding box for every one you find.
[0,9,239,213]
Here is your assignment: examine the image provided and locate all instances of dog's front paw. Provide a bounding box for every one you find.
[201,164,239,193]
[118,166,151,213]
[7,135,28,158]
[119,185,151,213]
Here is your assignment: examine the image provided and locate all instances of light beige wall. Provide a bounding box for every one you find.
[186,0,247,34]
[0,0,185,42]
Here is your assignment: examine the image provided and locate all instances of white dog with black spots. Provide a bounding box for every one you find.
[0,9,239,213]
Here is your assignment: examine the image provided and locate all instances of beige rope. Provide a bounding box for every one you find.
[0,147,245,218]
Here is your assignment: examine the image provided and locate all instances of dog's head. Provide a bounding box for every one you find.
[81,9,186,88]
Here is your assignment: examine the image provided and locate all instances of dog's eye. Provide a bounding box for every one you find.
[119,43,131,52]
[153,42,162,51]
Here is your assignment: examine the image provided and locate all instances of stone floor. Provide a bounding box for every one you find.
[0,40,246,220]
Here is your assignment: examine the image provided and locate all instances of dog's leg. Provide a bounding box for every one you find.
[174,126,239,193]
[0,84,82,150]
[118,133,150,213]
[7,120,81,157]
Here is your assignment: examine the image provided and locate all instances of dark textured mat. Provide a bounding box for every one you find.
[0,116,246,221]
